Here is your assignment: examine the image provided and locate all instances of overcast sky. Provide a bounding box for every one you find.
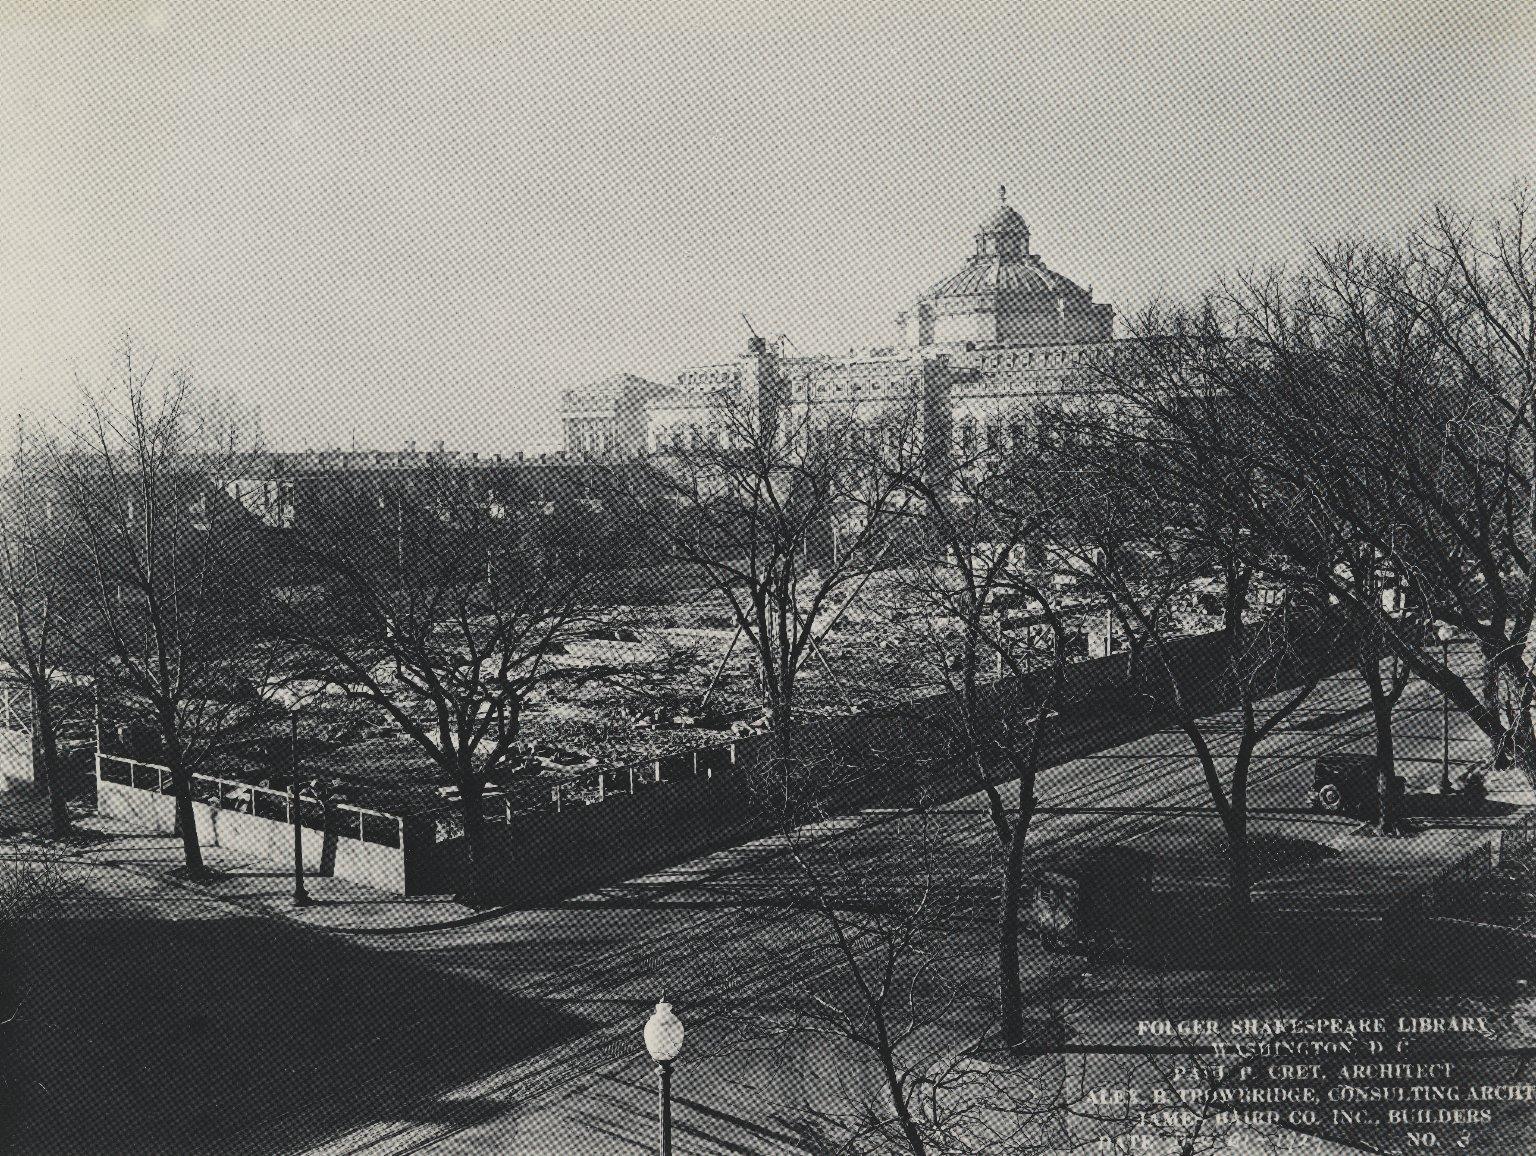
[2,1,1533,452]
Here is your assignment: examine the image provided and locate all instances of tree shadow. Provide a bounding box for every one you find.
[4,912,590,1154]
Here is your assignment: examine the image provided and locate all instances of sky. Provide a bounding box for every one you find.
[2,1,1533,453]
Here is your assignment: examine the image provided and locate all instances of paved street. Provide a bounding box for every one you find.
[7,646,1530,1154]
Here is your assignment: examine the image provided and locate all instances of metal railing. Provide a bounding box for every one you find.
[547,742,738,812]
[96,751,406,849]
[0,683,30,735]
[409,740,746,839]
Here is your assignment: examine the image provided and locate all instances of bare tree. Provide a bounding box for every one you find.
[271,461,609,899]
[0,425,73,836]
[48,341,274,876]
[878,434,1073,1053]
[1035,399,1336,929]
[775,790,952,1156]
[738,743,1148,1156]
[612,385,915,737]
[1102,195,1536,785]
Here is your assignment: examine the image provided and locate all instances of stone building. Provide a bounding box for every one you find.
[559,190,1118,460]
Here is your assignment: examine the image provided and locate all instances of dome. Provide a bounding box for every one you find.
[897,188,1114,348]
[980,201,1028,234]
[920,255,1070,302]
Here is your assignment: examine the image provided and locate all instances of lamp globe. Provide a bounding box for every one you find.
[644,1000,685,1064]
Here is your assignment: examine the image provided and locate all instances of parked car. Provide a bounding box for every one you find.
[1310,753,1403,819]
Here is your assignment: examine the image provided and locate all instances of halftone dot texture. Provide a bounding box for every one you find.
[3,2,1536,1155]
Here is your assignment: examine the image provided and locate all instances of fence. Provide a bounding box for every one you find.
[411,741,741,839]
[0,681,30,734]
[93,615,1351,898]
[405,615,1348,850]
[96,752,405,848]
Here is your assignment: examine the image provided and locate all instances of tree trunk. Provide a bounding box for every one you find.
[1224,811,1250,932]
[1372,691,1397,833]
[871,1010,926,1156]
[458,774,487,902]
[1123,634,1144,705]
[1485,659,1513,771]
[170,768,205,877]
[998,793,1038,1052]
[32,687,71,837]
[1357,643,1397,833]
[160,712,204,877]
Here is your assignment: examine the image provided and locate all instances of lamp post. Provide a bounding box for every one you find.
[1438,623,1456,795]
[644,999,685,1156]
[272,684,314,907]
[288,708,310,907]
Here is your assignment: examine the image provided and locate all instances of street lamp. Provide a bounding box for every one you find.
[1438,623,1456,795]
[271,684,314,907]
[287,708,309,907]
[644,999,685,1156]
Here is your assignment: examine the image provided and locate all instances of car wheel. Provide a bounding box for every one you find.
[1316,783,1343,812]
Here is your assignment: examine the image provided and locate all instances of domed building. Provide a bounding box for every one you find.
[897,187,1112,348]
[559,190,1118,460]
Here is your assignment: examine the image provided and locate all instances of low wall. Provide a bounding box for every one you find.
[0,728,34,791]
[96,776,409,893]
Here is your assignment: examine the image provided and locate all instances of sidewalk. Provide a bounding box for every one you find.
[68,817,482,933]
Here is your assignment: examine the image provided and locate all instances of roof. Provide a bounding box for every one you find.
[561,373,670,407]
[921,253,1093,302]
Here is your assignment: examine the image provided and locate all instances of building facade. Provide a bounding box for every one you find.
[559,190,1118,460]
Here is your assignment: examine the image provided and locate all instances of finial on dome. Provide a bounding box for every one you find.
[999,184,1006,204]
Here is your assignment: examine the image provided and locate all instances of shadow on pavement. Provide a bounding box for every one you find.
[5,911,590,1154]
[1405,791,1518,819]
